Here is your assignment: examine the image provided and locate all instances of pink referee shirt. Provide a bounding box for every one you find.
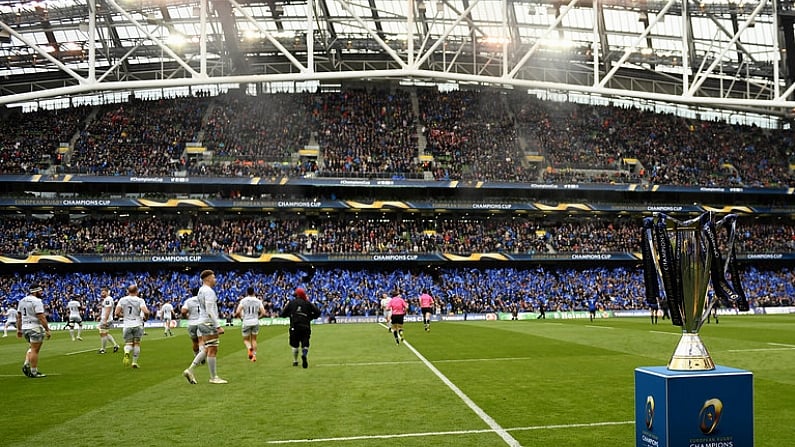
[419,293,433,308]
[388,296,407,315]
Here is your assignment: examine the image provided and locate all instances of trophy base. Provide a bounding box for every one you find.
[667,333,715,371]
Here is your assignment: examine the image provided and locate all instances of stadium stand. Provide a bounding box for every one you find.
[2,213,793,257]
[5,90,788,186]
[1,87,794,325]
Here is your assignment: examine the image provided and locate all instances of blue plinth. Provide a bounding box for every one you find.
[635,365,753,447]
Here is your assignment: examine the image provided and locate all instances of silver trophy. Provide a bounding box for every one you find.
[641,212,749,371]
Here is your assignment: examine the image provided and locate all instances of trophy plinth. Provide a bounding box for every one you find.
[668,333,715,371]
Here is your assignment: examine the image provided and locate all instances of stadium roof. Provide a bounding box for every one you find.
[0,0,790,117]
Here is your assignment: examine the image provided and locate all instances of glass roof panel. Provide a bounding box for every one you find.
[603,9,646,34]
[649,16,683,37]
[114,25,150,40]
[470,1,500,23]
[561,7,594,30]
[30,32,50,45]
[170,6,193,20]
[691,16,722,41]
[740,23,776,47]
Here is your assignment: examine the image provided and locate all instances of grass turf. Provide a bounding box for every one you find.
[0,315,793,446]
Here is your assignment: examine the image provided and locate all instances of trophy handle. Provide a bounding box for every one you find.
[641,217,662,310]
[642,215,684,326]
[705,214,750,312]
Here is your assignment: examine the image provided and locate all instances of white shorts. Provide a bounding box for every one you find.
[123,326,144,343]
[241,324,260,337]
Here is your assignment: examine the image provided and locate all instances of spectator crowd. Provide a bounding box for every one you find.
[1,89,792,187]
[1,266,792,326]
[1,214,793,257]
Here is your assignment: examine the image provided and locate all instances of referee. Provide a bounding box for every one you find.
[280,287,321,368]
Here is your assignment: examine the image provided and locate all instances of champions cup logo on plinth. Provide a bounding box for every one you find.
[699,398,724,435]
[641,213,750,371]
[645,395,655,430]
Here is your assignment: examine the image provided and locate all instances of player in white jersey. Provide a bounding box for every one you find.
[97,287,120,354]
[65,298,84,341]
[183,270,227,384]
[114,284,149,368]
[181,288,203,360]
[380,293,392,332]
[234,287,266,362]
[159,301,175,336]
[18,285,51,378]
[3,306,18,337]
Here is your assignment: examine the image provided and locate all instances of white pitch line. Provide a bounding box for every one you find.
[265,420,634,444]
[402,339,522,446]
[769,342,795,348]
[65,348,99,356]
[266,428,497,444]
[510,420,633,432]
[318,360,421,367]
[585,325,613,329]
[727,347,795,353]
[649,330,680,336]
[435,357,535,363]
[375,323,520,446]
[319,357,538,368]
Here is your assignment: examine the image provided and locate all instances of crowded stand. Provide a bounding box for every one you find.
[418,90,535,182]
[313,90,419,178]
[0,215,185,256]
[0,266,792,325]
[66,96,207,176]
[2,89,791,187]
[1,214,793,257]
[203,93,313,161]
[0,105,91,175]
[512,97,795,187]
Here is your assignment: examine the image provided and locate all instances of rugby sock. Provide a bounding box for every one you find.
[107,334,117,347]
[207,357,217,378]
[292,347,299,362]
[132,346,140,362]
[190,350,207,369]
